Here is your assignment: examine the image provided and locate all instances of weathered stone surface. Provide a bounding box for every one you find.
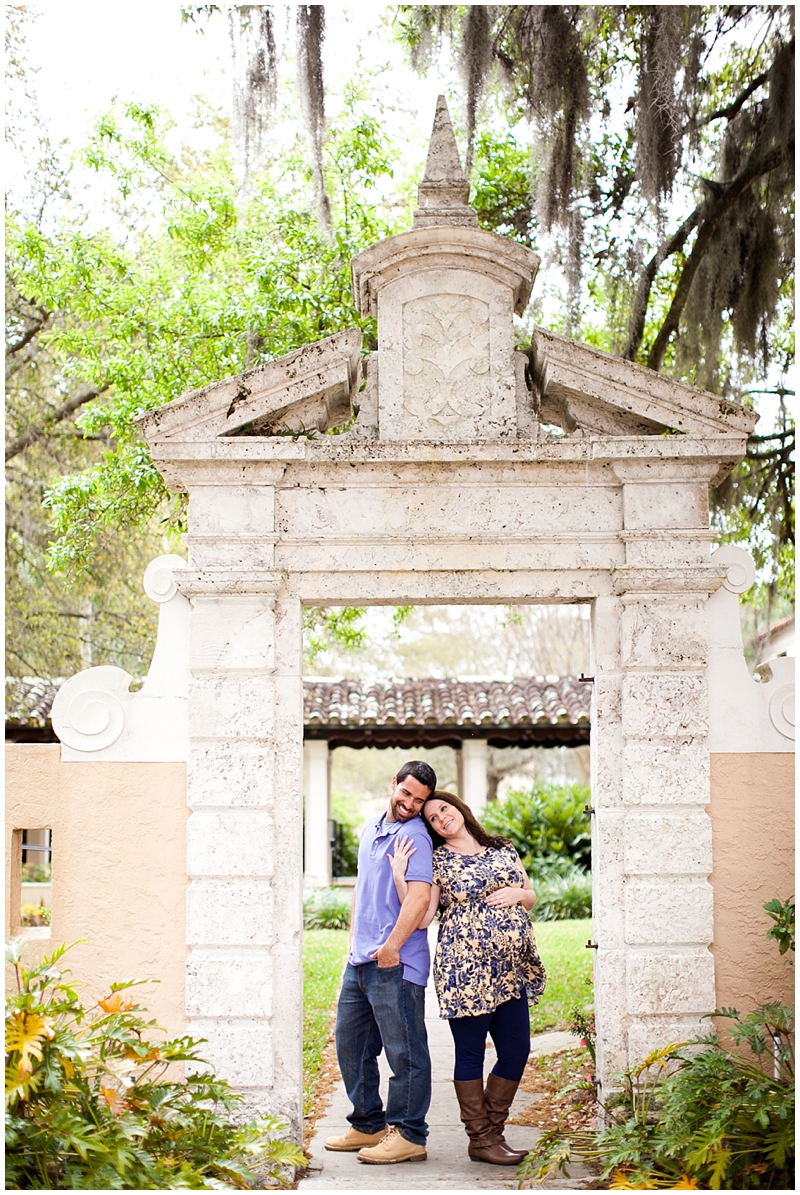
[187,1018,274,1088]
[622,740,709,806]
[627,1017,709,1064]
[622,810,712,875]
[188,676,275,740]
[187,809,274,878]
[621,599,707,671]
[622,674,708,740]
[621,481,710,531]
[186,948,272,1018]
[189,485,278,537]
[190,596,275,672]
[624,878,714,944]
[187,879,274,946]
[138,328,362,443]
[187,741,275,808]
[531,326,757,439]
[621,529,712,568]
[627,950,716,1015]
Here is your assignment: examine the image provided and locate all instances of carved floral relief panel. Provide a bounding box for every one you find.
[402,294,490,435]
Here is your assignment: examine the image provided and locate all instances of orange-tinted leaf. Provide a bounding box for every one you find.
[100,1080,128,1117]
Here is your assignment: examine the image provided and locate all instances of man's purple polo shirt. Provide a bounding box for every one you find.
[350,811,433,985]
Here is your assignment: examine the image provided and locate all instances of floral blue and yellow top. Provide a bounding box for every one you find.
[432,842,546,1019]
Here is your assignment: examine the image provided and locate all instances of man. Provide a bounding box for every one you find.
[325,760,437,1165]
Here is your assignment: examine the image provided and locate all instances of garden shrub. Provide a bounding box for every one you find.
[483,783,591,873]
[303,886,352,930]
[519,899,796,1190]
[534,865,592,921]
[5,940,305,1190]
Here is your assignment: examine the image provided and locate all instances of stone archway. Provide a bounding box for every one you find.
[137,97,756,1133]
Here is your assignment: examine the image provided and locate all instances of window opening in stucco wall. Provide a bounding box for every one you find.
[19,827,52,936]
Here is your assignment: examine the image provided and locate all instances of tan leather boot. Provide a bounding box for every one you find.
[324,1125,387,1151]
[483,1072,528,1163]
[452,1079,521,1165]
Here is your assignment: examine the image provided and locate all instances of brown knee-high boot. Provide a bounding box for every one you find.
[483,1072,528,1163]
[452,1079,523,1165]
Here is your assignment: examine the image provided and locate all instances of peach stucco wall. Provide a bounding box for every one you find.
[709,752,795,1016]
[5,744,188,1036]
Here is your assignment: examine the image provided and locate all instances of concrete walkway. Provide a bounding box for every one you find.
[299,936,590,1192]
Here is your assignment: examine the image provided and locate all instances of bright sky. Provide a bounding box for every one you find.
[17,3,454,175]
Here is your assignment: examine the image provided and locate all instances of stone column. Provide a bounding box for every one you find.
[304,739,331,886]
[592,460,721,1095]
[180,474,304,1135]
[461,738,488,816]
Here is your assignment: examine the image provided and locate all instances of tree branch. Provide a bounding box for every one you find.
[623,206,703,360]
[695,69,770,127]
[5,307,50,357]
[5,384,109,461]
[647,139,795,372]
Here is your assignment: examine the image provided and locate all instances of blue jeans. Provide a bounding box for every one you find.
[335,961,431,1146]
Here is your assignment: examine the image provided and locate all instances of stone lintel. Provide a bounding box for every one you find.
[148,433,750,475]
[612,565,728,596]
[177,569,286,597]
[531,327,758,438]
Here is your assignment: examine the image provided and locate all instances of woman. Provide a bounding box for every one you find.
[389,790,545,1166]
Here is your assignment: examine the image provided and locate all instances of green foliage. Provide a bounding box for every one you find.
[534,864,592,922]
[4,940,305,1189]
[19,905,51,928]
[303,887,352,931]
[519,904,796,1190]
[529,920,593,1036]
[302,929,349,1116]
[483,784,591,873]
[763,895,795,959]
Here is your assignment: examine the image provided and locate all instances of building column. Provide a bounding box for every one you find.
[592,459,721,1098]
[461,738,488,816]
[304,740,331,886]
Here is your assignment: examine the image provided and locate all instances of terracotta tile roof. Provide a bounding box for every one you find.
[303,676,591,730]
[5,677,63,729]
[6,675,592,747]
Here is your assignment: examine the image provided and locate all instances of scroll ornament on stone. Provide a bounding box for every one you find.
[51,554,189,755]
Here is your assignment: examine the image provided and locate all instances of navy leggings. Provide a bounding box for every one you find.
[448,995,531,1082]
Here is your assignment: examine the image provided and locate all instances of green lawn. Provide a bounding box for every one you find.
[303,928,349,1115]
[530,918,594,1034]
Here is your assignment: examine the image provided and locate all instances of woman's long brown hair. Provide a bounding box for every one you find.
[421,790,510,852]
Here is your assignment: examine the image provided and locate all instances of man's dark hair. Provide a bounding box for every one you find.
[396,760,437,796]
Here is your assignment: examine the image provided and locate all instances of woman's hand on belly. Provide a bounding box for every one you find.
[484,886,525,908]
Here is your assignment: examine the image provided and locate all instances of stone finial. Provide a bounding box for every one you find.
[413,95,478,229]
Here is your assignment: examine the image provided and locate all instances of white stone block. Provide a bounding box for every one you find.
[622,482,708,531]
[627,1016,710,1065]
[591,596,622,673]
[622,674,707,740]
[189,485,276,537]
[626,949,716,1015]
[621,599,707,671]
[622,810,712,875]
[186,948,272,1018]
[190,596,275,672]
[188,741,275,808]
[187,878,274,945]
[622,532,711,568]
[187,809,273,878]
[189,676,275,740]
[187,1017,273,1088]
[624,878,713,944]
[622,741,709,806]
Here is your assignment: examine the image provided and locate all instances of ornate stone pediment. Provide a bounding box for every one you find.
[137,328,362,443]
[530,328,757,438]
